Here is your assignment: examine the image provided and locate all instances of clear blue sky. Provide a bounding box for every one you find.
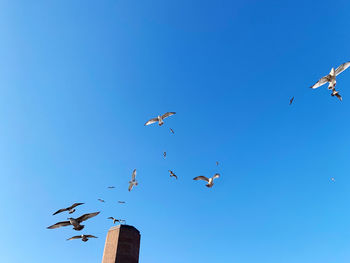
[1,0,350,262]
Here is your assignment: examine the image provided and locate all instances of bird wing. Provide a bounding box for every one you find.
[132,169,136,180]
[193,176,209,182]
[335,62,350,76]
[107,217,115,220]
[47,221,71,229]
[128,183,134,191]
[144,118,158,126]
[335,93,342,101]
[310,76,329,89]
[67,235,82,241]
[162,112,176,119]
[76,212,100,223]
[212,173,220,179]
[52,208,68,215]
[70,203,84,209]
[85,235,97,238]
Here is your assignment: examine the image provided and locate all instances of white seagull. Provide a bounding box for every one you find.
[128,169,138,191]
[47,212,100,231]
[52,202,84,216]
[144,112,176,126]
[67,234,97,242]
[310,62,350,100]
[193,173,220,188]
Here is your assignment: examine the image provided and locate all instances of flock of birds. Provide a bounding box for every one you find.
[47,62,350,242]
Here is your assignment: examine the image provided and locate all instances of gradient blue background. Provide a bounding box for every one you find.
[1,0,350,262]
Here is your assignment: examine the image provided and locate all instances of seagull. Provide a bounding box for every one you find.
[310,62,350,99]
[107,217,126,225]
[170,128,175,134]
[67,234,97,242]
[193,173,220,188]
[118,201,126,204]
[168,170,177,180]
[128,169,138,192]
[107,186,115,189]
[163,152,167,158]
[216,161,219,166]
[331,177,335,182]
[144,112,176,126]
[52,203,84,216]
[47,212,100,231]
[97,199,105,203]
[289,96,294,105]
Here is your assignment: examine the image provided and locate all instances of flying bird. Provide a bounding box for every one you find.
[216,161,219,166]
[67,235,97,242]
[118,201,126,204]
[170,128,175,134]
[107,217,126,225]
[310,62,350,99]
[47,212,100,231]
[128,169,138,191]
[289,96,294,105]
[163,152,167,158]
[331,177,335,182]
[144,112,176,126]
[193,173,220,188]
[52,203,84,216]
[168,170,177,180]
[97,199,105,203]
[107,186,115,189]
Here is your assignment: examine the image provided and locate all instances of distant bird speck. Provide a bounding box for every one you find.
[289,97,294,105]
[98,199,105,203]
[163,151,167,158]
[107,217,126,225]
[168,170,178,180]
[107,186,115,189]
[118,201,126,204]
[170,128,175,134]
[67,234,97,242]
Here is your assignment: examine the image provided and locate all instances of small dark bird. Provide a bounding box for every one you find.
[98,199,105,203]
[128,169,138,191]
[107,186,115,189]
[168,170,178,180]
[144,112,176,126]
[193,173,220,188]
[107,217,126,224]
[47,212,100,231]
[163,152,167,158]
[67,234,97,242]
[170,128,175,134]
[52,203,84,216]
[118,201,126,204]
[216,161,219,166]
[289,96,294,105]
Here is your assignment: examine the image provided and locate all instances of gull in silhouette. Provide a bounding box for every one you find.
[118,201,126,204]
[289,97,294,105]
[170,128,175,134]
[47,212,100,231]
[52,203,84,216]
[216,161,219,166]
[107,186,115,189]
[128,169,138,191]
[144,112,176,126]
[98,199,105,203]
[310,62,350,99]
[107,217,126,224]
[193,173,220,188]
[67,235,97,242]
[163,152,167,158]
[168,170,177,180]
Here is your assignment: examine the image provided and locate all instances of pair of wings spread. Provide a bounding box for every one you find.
[311,62,350,89]
[194,174,220,182]
[48,212,100,229]
[145,112,176,125]
[52,202,84,215]
[67,235,97,240]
